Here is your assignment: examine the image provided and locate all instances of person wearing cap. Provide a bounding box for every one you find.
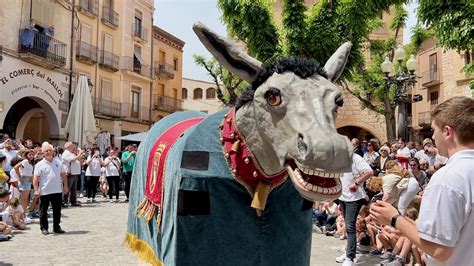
[370,96,474,265]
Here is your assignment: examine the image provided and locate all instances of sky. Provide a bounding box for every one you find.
[154,0,418,81]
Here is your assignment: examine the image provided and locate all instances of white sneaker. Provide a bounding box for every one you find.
[342,258,354,266]
[335,254,346,263]
[109,199,114,203]
[86,198,91,203]
[79,193,84,198]
[312,225,323,234]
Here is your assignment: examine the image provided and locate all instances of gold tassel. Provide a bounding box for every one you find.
[231,139,240,152]
[124,233,163,266]
[251,182,271,217]
[137,198,149,217]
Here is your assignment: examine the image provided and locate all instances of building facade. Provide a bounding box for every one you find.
[0,0,185,148]
[409,37,473,141]
[0,0,73,144]
[152,26,185,120]
[182,78,224,114]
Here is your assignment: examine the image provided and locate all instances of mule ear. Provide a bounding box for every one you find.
[193,22,262,83]
[323,42,352,82]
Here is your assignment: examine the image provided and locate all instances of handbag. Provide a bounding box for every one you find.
[110,157,121,177]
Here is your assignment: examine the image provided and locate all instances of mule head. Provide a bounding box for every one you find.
[193,22,353,201]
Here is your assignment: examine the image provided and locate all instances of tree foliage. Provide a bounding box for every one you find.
[193,55,247,107]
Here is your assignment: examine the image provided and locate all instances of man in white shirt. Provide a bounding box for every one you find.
[0,139,18,176]
[336,154,373,266]
[370,96,474,265]
[61,142,83,206]
[33,143,68,235]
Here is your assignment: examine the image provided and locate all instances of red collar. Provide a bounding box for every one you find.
[220,109,287,195]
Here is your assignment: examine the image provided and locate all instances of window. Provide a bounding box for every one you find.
[103,33,113,52]
[134,9,143,37]
[81,23,92,44]
[182,88,188,99]
[430,91,439,108]
[193,88,203,99]
[157,83,165,95]
[464,50,474,65]
[173,58,178,71]
[429,53,437,72]
[100,78,112,100]
[206,88,216,99]
[131,88,141,118]
[133,45,142,73]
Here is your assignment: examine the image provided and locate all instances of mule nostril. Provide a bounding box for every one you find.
[297,133,307,155]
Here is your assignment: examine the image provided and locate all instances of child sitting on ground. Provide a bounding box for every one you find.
[1,198,26,230]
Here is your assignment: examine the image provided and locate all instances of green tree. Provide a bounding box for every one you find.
[193,55,247,107]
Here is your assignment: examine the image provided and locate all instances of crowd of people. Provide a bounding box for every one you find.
[313,136,449,266]
[0,135,137,240]
[314,96,473,266]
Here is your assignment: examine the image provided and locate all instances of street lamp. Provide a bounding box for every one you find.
[381,45,418,141]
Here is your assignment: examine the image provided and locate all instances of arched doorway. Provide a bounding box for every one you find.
[3,97,60,144]
[337,126,376,142]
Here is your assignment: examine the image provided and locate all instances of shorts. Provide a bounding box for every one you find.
[21,176,32,190]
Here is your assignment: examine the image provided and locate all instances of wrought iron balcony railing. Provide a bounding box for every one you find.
[121,103,151,121]
[418,111,431,127]
[421,69,439,87]
[101,5,119,29]
[153,94,183,113]
[79,0,98,17]
[122,56,152,78]
[18,29,67,67]
[92,97,121,118]
[154,61,175,79]
[98,50,119,72]
[76,41,97,64]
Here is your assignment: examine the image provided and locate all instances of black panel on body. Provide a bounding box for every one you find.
[180,151,209,170]
[302,199,314,211]
[177,189,211,216]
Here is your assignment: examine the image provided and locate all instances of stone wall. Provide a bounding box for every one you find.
[336,90,387,142]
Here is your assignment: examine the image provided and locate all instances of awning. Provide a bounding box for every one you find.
[116,132,147,142]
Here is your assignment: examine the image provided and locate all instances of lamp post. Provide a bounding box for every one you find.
[381,45,418,141]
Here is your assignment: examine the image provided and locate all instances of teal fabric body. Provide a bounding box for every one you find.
[127,109,313,266]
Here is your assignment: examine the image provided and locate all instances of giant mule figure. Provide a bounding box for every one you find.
[126,22,353,266]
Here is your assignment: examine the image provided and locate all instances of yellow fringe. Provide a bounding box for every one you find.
[124,232,163,266]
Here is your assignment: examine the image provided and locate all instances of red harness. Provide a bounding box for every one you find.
[220,109,287,196]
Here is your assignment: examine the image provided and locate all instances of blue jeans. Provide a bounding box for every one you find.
[312,211,337,227]
[340,199,365,260]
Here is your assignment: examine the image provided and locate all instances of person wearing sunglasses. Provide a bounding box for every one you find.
[370,96,474,265]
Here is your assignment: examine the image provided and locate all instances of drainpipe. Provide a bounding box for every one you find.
[68,0,76,109]
[149,16,154,126]
[29,0,33,20]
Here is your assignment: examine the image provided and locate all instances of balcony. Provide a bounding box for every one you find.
[92,97,121,118]
[154,61,175,79]
[153,94,183,113]
[101,6,119,29]
[18,29,66,68]
[418,111,431,127]
[132,23,148,42]
[78,0,98,17]
[76,41,97,65]
[122,56,152,78]
[121,103,151,122]
[421,69,440,87]
[98,50,119,72]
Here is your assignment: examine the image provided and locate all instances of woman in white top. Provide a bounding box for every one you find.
[14,150,35,211]
[398,158,422,215]
[102,148,121,203]
[85,147,102,203]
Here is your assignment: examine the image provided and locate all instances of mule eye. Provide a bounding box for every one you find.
[335,95,344,107]
[264,88,282,106]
